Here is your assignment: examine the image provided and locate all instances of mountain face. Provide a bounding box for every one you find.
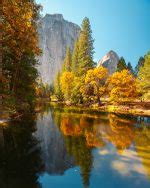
[97,50,119,74]
[37,14,80,84]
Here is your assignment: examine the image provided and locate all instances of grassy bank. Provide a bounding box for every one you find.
[50,100,150,116]
[91,103,150,116]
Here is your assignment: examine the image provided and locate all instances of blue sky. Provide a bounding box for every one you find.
[36,0,150,67]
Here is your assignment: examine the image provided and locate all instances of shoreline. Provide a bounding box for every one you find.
[49,100,150,117]
[0,101,150,124]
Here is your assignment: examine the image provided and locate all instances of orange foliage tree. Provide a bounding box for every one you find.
[2,0,41,108]
[108,70,138,102]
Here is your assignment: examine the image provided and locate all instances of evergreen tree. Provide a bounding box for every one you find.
[138,52,150,100]
[63,47,72,72]
[2,0,41,110]
[117,57,127,72]
[78,17,95,76]
[127,62,134,75]
[135,56,145,76]
[72,40,79,76]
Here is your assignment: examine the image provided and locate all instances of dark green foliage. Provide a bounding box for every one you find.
[63,47,72,72]
[135,56,145,76]
[72,40,79,76]
[127,62,135,75]
[117,57,127,72]
[78,17,95,76]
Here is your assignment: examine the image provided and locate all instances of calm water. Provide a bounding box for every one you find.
[0,103,150,188]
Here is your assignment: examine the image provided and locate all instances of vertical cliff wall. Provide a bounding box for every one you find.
[37,14,80,84]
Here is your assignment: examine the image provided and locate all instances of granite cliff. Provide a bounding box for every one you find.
[37,14,80,84]
[97,50,119,74]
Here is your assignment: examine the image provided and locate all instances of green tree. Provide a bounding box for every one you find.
[127,62,135,75]
[2,0,41,110]
[138,52,150,100]
[117,57,127,72]
[78,17,95,76]
[63,47,72,72]
[72,40,79,76]
[135,56,145,76]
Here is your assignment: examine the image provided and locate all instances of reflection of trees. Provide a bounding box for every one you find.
[53,106,150,183]
[0,115,43,188]
[85,130,105,148]
[58,114,94,187]
[60,117,82,136]
[107,114,135,153]
[65,136,93,187]
[134,125,150,179]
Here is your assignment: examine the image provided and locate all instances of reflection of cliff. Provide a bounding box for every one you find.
[34,111,74,175]
[0,115,43,188]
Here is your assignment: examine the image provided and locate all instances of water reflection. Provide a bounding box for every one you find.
[0,104,150,188]
[0,114,43,188]
[34,110,74,175]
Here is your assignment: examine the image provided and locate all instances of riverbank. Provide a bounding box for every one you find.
[90,103,150,116]
[1,100,150,125]
[50,100,150,117]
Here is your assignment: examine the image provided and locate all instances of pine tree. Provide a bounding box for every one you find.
[78,17,95,76]
[63,47,72,72]
[127,62,134,75]
[117,57,127,72]
[135,56,145,76]
[138,52,150,100]
[72,40,79,76]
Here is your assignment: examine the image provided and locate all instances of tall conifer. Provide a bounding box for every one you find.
[63,47,72,72]
[117,57,127,71]
[72,40,79,76]
[78,17,95,76]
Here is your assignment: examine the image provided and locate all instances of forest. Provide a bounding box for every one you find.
[2,0,150,116]
[52,18,150,108]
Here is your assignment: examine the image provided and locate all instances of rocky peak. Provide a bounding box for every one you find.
[97,50,119,74]
[37,14,80,84]
[44,13,64,21]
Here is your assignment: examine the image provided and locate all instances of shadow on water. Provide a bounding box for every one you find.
[0,114,43,188]
[0,102,150,188]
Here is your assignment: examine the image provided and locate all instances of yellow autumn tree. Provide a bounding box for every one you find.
[82,66,108,105]
[108,70,138,102]
[60,72,74,101]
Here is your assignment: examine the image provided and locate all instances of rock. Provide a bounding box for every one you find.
[97,50,119,74]
[37,14,80,84]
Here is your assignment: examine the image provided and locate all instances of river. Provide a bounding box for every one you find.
[0,103,150,188]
